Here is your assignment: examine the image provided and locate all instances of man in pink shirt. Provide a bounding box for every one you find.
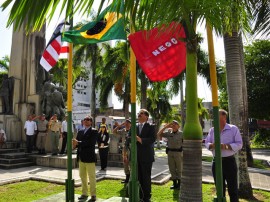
[205,109,243,202]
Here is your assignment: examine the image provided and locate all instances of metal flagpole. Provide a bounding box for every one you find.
[128,17,140,202]
[206,23,226,202]
[66,16,75,202]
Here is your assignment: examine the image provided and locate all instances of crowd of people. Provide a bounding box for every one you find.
[5,108,241,202]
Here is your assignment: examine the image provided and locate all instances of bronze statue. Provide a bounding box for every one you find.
[0,75,14,114]
[40,74,66,120]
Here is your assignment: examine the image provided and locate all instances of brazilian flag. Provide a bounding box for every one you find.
[62,2,126,44]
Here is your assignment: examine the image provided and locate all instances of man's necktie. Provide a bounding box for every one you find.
[139,123,143,134]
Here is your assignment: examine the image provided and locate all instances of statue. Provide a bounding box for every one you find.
[51,86,66,120]
[40,74,66,120]
[0,75,14,114]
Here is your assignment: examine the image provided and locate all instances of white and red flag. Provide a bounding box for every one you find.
[128,22,186,81]
[40,21,70,71]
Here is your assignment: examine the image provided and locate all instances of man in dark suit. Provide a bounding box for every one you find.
[73,116,98,202]
[136,109,155,202]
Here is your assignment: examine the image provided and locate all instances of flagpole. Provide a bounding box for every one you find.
[206,23,225,202]
[129,17,139,202]
[66,18,75,201]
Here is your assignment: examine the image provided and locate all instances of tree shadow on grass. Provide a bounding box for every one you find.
[173,189,179,201]
[118,183,128,198]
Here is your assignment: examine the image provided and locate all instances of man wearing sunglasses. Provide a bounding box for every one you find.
[73,116,98,202]
[136,109,155,202]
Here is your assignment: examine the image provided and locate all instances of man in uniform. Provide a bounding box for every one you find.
[113,119,131,184]
[48,114,62,155]
[33,114,48,154]
[157,120,183,189]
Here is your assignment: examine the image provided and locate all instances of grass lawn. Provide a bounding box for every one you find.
[0,180,270,202]
[202,156,270,170]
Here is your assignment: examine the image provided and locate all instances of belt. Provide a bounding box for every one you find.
[38,130,47,133]
[51,130,59,133]
[222,155,235,159]
[167,147,183,152]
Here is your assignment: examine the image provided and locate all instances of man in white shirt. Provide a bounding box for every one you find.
[24,115,37,153]
[60,116,74,155]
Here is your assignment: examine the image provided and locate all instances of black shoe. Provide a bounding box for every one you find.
[121,174,130,183]
[170,180,178,189]
[88,196,96,201]
[78,195,88,200]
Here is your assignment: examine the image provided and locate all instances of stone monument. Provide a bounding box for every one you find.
[0,20,46,145]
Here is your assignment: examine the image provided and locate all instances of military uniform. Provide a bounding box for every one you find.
[116,128,131,177]
[49,119,61,155]
[36,119,48,154]
[163,130,183,187]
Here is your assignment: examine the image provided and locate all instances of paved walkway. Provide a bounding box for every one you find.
[1,151,270,201]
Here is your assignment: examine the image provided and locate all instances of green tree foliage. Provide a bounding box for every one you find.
[245,40,270,119]
[0,55,9,85]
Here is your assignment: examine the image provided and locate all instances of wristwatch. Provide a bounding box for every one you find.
[225,144,229,150]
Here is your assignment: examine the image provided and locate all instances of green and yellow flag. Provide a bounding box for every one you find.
[62,2,126,44]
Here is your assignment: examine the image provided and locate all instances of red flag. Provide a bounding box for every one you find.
[40,21,70,71]
[128,22,186,81]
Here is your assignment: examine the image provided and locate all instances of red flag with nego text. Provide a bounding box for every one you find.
[128,22,186,81]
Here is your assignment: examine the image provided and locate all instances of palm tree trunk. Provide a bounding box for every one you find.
[224,32,253,199]
[140,71,147,109]
[239,34,253,167]
[180,140,202,201]
[123,95,129,119]
[180,75,185,130]
[180,46,202,202]
[91,65,96,127]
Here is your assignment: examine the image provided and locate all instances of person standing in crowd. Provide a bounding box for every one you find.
[98,117,108,132]
[113,121,119,130]
[24,115,37,153]
[0,128,7,148]
[34,114,48,154]
[77,119,85,132]
[205,109,243,202]
[73,116,98,202]
[157,120,183,189]
[60,115,74,155]
[136,109,155,202]
[113,119,131,183]
[97,126,110,171]
[48,114,62,156]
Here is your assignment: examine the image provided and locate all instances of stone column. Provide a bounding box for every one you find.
[1,20,46,143]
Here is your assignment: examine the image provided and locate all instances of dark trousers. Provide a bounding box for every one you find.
[138,161,153,202]
[60,132,67,154]
[99,147,109,169]
[26,135,35,153]
[212,156,239,202]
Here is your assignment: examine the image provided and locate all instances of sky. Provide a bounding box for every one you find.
[0,0,228,108]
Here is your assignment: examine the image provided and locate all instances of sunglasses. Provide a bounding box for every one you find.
[84,118,91,121]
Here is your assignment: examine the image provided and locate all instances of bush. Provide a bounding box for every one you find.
[253,129,270,146]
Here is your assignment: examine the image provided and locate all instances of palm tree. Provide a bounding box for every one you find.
[98,42,130,118]
[222,0,254,197]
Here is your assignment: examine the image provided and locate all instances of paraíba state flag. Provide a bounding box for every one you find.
[40,21,70,71]
[128,22,186,82]
[62,2,126,44]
